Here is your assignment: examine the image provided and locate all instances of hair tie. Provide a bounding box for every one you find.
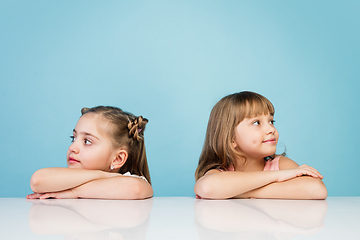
[138,129,142,133]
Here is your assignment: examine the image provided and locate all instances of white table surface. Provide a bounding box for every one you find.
[0,197,359,240]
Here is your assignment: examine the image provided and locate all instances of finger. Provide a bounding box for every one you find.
[26,193,41,199]
[299,165,323,178]
[295,167,318,178]
[306,171,320,178]
[39,193,51,199]
[303,169,322,179]
[306,166,323,179]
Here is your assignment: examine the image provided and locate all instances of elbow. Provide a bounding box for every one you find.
[315,181,328,200]
[308,180,328,200]
[129,180,153,200]
[194,179,223,199]
[194,181,210,199]
[30,170,44,193]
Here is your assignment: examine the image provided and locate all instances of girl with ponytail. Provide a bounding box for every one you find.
[27,106,152,200]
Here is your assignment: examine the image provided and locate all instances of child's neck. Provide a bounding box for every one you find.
[237,156,265,172]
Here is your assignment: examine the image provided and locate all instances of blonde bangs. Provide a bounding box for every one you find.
[233,92,275,124]
[243,99,274,118]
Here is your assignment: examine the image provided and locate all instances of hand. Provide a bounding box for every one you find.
[26,189,78,199]
[277,165,323,182]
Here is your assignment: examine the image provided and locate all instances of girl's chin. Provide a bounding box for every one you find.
[67,164,82,169]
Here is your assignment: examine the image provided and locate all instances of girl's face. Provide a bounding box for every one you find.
[67,114,118,171]
[232,114,279,160]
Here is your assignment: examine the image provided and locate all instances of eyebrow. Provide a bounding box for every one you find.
[73,129,100,140]
[247,115,274,121]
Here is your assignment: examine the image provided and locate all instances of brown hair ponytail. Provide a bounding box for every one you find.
[81,106,151,184]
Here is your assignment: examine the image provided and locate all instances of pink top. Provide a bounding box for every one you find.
[263,155,281,171]
[219,155,281,172]
[195,156,281,199]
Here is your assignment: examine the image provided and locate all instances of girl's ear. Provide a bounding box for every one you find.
[112,149,128,170]
[231,139,237,149]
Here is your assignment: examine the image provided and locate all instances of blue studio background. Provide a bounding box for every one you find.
[0,0,359,197]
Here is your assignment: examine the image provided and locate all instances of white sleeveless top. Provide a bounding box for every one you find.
[123,171,148,183]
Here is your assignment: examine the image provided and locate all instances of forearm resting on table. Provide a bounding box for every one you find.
[235,176,328,200]
[30,168,107,193]
[194,170,281,199]
[73,176,153,200]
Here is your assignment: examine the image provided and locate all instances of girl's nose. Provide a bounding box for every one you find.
[68,142,79,154]
[266,124,276,134]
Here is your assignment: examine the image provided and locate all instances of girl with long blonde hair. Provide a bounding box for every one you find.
[195,91,327,199]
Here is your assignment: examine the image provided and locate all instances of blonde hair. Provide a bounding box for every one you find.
[81,106,151,184]
[195,91,275,180]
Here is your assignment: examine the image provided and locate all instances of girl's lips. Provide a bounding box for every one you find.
[68,157,80,164]
[263,138,276,143]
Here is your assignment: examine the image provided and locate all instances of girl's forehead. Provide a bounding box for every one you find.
[242,105,273,118]
[78,113,98,123]
[75,114,104,135]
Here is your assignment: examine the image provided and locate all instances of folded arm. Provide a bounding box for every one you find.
[195,169,284,199]
[235,176,327,199]
[29,167,109,193]
[72,176,153,200]
[194,156,327,200]
[28,167,153,200]
[236,157,327,199]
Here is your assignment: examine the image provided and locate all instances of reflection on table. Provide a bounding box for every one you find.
[28,198,153,240]
[194,199,328,240]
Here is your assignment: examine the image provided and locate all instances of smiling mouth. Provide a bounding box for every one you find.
[263,138,276,143]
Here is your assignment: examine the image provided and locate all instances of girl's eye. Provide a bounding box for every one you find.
[252,120,260,126]
[270,120,276,125]
[70,136,75,142]
[84,139,92,145]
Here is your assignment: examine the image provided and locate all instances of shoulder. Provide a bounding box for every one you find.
[203,169,221,177]
[278,156,300,170]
